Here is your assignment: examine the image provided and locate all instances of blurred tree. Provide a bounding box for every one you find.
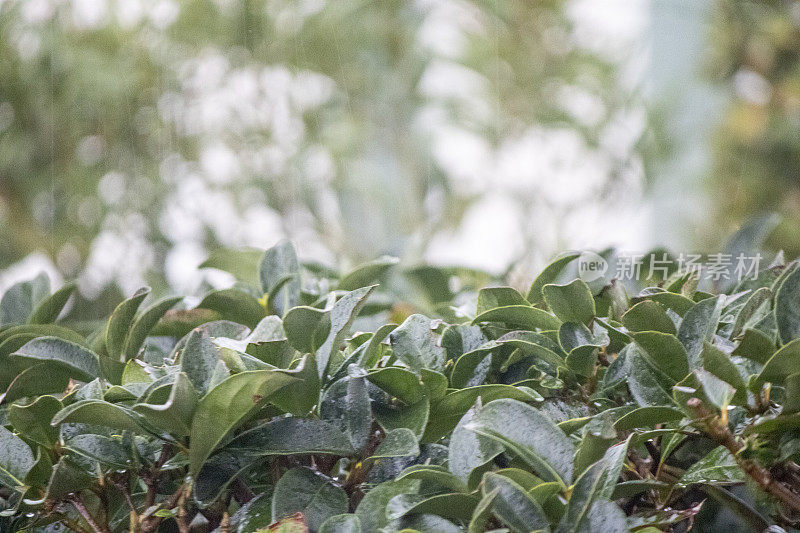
[707,0,800,256]
[0,0,646,304]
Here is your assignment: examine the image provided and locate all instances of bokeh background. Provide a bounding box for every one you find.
[1,0,799,314]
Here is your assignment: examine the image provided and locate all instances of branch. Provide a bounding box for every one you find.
[69,497,110,533]
[687,397,800,514]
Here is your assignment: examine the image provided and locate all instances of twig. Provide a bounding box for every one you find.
[687,397,800,514]
[69,497,110,533]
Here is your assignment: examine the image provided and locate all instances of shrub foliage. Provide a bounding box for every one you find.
[1,236,800,532]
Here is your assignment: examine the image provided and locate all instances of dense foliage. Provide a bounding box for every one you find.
[3,232,800,532]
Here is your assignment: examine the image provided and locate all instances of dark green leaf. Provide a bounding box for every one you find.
[543,279,596,325]
[272,467,348,532]
[10,336,100,382]
[8,395,62,447]
[371,428,419,459]
[28,282,76,325]
[338,256,399,291]
[188,369,297,473]
[527,252,581,305]
[0,426,35,489]
[466,398,575,485]
[390,314,446,374]
[678,446,745,486]
[260,240,301,315]
[105,287,150,360]
[677,296,724,369]
[317,286,375,379]
[482,472,550,533]
[123,296,182,361]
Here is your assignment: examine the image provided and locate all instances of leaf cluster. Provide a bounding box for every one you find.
[2,235,800,532]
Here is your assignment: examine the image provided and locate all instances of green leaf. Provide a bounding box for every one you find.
[371,428,419,459]
[632,331,689,382]
[355,479,419,533]
[51,399,150,434]
[132,372,197,436]
[557,435,631,532]
[0,426,35,489]
[466,398,575,485]
[179,328,221,395]
[643,291,696,316]
[776,264,800,344]
[482,472,550,533]
[284,306,328,353]
[701,484,771,532]
[527,252,581,305]
[8,395,62,447]
[200,247,263,286]
[229,492,274,532]
[678,446,745,486]
[543,279,596,325]
[386,492,480,522]
[450,343,496,388]
[28,282,76,325]
[472,305,561,331]
[579,500,628,533]
[338,256,399,291]
[677,295,724,369]
[425,384,543,442]
[574,413,617,476]
[622,301,676,334]
[374,395,429,439]
[122,296,182,361]
[188,369,297,473]
[757,338,800,385]
[731,287,772,340]
[363,323,398,367]
[367,367,425,405]
[396,465,467,493]
[225,417,355,456]
[317,286,375,379]
[43,457,93,500]
[198,288,267,330]
[448,400,503,484]
[613,406,684,430]
[467,489,497,533]
[105,287,150,360]
[10,336,100,382]
[477,287,529,315]
[0,274,50,326]
[732,327,775,364]
[701,342,746,396]
[390,314,446,374]
[272,467,348,532]
[320,514,362,533]
[65,434,130,468]
[626,344,678,407]
[260,240,301,315]
[2,363,73,404]
[345,367,372,452]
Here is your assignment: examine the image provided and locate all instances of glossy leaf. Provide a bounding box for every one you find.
[543,279,596,325]
[317,286,375,379]
[272,467,348,532]
[188,369,297,473]
[10,336,100,382]
[465,398,574,485]
[260,240,301,315]
[390,313,446,374]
